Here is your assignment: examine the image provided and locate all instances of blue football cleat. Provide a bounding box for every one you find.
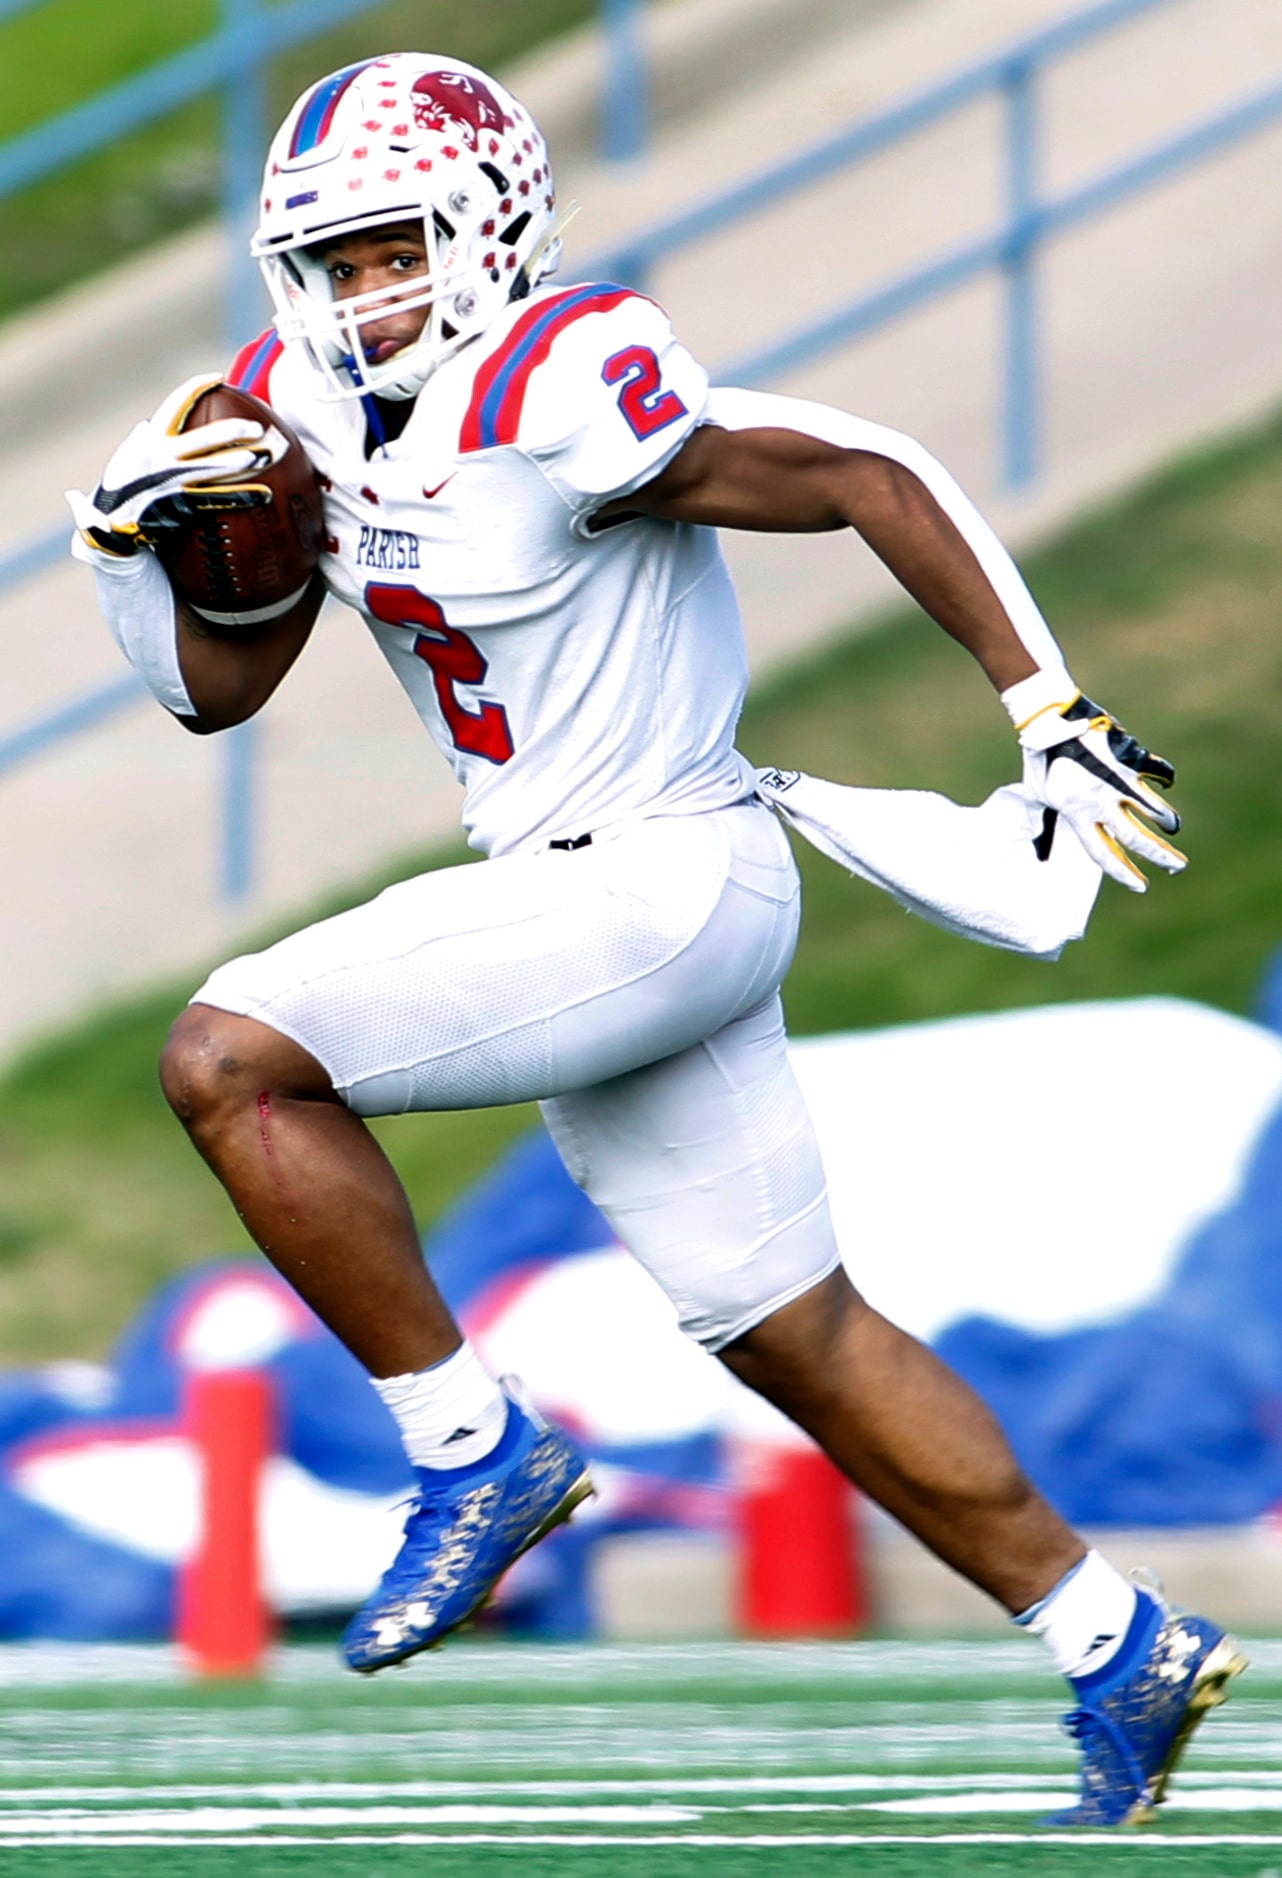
[1046,1582,1248,1828]
[341,1384,593,1673]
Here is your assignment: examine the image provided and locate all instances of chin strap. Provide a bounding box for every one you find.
[361,388,390,453]
[336,351,393,453]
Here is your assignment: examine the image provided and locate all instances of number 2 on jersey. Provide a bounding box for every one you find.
[602,344,688,440]
[365,583,514,765]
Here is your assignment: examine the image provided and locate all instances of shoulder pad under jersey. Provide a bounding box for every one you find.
[457,285,709,515]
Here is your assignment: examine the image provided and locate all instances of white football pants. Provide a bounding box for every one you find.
[195,800,842,1349]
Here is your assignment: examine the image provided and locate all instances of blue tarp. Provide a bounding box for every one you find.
[940,1098,1282,1525]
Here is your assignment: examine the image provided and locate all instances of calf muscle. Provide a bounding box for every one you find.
[721,1269,1083,1613]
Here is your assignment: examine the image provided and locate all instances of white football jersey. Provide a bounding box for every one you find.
[230,285,757,857]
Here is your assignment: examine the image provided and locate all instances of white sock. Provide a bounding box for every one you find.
[373,1342,508,1470]
[1013,1550,1138,1679]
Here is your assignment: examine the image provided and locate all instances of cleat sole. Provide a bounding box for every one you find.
[1143,1636,1249,1813]
[511,1470,595,1566]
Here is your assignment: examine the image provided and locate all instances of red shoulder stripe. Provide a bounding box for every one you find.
[228,329,285,403]
[459,285,635,453]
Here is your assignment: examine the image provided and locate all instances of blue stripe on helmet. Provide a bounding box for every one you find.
[289,61,374,158]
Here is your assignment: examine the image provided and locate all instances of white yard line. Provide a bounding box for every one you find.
[4,1830,1282,1849]
[868,1789,1282,1815]
[0,1804,702,1834]
[2,1789,1282,1836]
[4,1768,1281,1805]
[0,1637,1277,1688]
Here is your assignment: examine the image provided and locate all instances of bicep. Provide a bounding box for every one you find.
[606,422,883,533]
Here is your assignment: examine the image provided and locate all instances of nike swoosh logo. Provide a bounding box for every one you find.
[96,467,188,514]
[423,475,456,499]
[98,447,271,516]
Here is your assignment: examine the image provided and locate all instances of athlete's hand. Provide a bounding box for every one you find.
[66,374,270,557]
[1006,673,1185,891]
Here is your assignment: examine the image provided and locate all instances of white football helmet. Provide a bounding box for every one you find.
[252,54,565,401]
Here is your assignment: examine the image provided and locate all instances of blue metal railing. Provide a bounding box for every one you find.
[0,0,388,207]
[712,66,1282,482]
[585,0,1277,488]
[2,0,1279,906]
[600,0,648,162]
[1,0,394,906]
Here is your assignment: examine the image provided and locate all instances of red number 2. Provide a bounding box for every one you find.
[365,583,514,765]
[602,344,688,440]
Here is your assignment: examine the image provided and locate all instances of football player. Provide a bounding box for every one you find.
[68,54,1238,1826]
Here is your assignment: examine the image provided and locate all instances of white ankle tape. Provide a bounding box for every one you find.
[373,1342,508,1470]
[1015,1549,1138,1679]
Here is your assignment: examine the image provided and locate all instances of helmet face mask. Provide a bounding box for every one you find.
[253,55,561,401]
[267,215,484,402]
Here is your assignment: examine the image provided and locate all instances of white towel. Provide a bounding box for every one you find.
[755,767,1102,960]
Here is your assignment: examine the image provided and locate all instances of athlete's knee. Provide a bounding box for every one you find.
[718,1266,864,1407]
[159,1004,330,1135]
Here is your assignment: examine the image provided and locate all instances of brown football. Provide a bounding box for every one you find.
[149,383,325,628]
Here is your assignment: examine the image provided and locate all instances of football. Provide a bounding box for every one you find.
[148,383,325,629]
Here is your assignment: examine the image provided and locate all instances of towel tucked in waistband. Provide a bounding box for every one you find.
[755,767,1101,962]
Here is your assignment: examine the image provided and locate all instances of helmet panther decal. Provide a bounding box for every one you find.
[411,70,510,148]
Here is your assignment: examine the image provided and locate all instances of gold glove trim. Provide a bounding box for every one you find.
[1118,803,1187,869]
[164,374,226,439]
[1014,689,1081,734]
[1097,824,1149,888]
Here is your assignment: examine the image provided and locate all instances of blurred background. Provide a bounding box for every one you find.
[1,0,1282,1653]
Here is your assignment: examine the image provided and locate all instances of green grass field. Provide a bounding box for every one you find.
[1,1639,1279,1874]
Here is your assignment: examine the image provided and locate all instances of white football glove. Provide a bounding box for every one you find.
[65,374,276,557]
[1004,670,1186,893]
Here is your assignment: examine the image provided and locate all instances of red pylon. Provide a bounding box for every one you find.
[734,1438,866,1637]
[177,1368,274,1676]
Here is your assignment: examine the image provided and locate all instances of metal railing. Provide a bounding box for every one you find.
[589,0,1281,488]
[2,0,1280,904]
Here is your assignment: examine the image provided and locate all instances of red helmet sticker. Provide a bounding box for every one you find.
[412,70,511,150]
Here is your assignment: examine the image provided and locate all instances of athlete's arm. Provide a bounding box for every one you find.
[604,387,1183,891]
[605,415,1040,693]
[173,574,324,734]
[67,368,324,734]
[70,533,323,735]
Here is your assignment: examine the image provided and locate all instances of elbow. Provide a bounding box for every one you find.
[173,701,254,736]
